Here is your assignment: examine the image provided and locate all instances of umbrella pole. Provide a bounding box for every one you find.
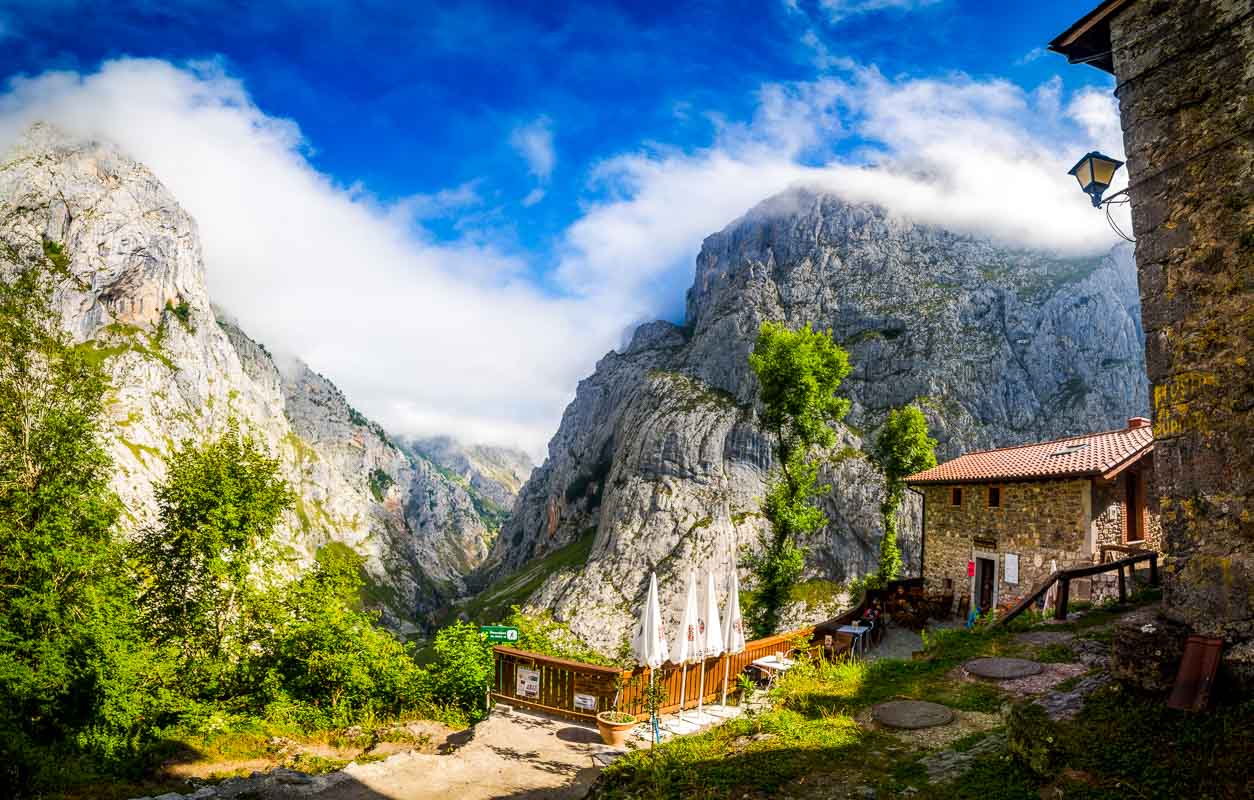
[650,669,660,744]
[720,654,729,707]
[678,664,688,723]
[697,659,706,718]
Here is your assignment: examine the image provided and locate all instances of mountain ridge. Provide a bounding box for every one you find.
[480,187,1148,653]
[0,122,507,630]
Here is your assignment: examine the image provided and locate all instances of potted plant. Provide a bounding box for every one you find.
[596,709,638,747]
[596,675,639,747]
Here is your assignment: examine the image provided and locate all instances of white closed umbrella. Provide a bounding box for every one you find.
[1043,559,1059,617]
[632,572,669,743]
[720,568,747,707]
[695,571,725,721]
[670,570,700,730]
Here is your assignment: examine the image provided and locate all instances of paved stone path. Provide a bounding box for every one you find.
[871,700,955,730]
[964,657,1043,679]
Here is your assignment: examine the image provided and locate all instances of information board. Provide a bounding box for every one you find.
[573,693,597,712]
[516,667,540,699]
[1004,553,1019,584]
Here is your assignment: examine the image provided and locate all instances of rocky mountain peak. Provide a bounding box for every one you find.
[1,123,503,630]
[483,187,1148,654]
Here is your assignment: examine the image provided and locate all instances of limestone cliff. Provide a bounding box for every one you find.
[0,123,497,630]
[485,188,1149,654]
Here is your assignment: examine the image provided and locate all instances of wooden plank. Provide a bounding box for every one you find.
[1055,577,1070,620]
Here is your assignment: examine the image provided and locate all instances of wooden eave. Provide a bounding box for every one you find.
[1047,0,1134,74]
[1100,443,1154,481]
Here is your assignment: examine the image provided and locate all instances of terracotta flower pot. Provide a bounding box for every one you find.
[595,711,637,747]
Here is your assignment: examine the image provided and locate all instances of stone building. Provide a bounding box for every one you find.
[908,418,1161,616]
[1050,2,1253,644]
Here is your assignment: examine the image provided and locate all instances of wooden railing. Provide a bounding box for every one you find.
[491,626,816,722]
[490,576,932,723]
[994,549,1159,627]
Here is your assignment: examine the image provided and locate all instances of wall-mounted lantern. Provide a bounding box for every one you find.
[1068,151,1124,207]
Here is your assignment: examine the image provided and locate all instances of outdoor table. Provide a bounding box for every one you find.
[749,654,794,691]
[837,624,871,658]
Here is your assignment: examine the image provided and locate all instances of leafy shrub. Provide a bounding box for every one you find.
[429,622,494,716]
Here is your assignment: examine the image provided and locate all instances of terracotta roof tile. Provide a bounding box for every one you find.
[906,422,1153,485]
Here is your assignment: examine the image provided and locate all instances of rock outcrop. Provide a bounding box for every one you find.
[485,189,1149,654]
[0,123,498,629]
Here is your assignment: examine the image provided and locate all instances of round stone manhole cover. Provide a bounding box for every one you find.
[871,700,955,730]
[964,657,1043,679]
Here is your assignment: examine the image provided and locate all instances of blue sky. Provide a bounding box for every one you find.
[1,0,1109,258]
[0,1,1125,453]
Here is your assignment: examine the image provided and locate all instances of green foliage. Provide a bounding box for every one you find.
[367,467,394,502]
[429,622,494,714]
[247,547,433,729]
[747,321,852,451]
[503,607,616,666]
[164,299,194,333]
[870,405,937,585]
[745,322,851,636]
[132,422,294,683]
[0,243,174,794]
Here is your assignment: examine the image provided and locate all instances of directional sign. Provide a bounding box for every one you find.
[480,625,520,643]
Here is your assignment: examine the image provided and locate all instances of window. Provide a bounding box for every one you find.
[988,485,1001,508]
[951,487,963,506]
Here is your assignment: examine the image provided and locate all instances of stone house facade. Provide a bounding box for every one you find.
[908,418,1161,615]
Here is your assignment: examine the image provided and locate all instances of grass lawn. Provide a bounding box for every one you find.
[594,594,1254,799]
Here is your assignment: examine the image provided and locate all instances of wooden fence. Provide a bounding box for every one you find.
[491,627,816,722]
[490,577,928,723]
[994,549,1159,627]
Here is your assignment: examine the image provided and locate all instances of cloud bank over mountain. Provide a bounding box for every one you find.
[0,57,1125,457]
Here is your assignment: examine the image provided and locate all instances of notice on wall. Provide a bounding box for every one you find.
[516,667,540,699]
[574,693,597,712]
[1004,553,1019,585]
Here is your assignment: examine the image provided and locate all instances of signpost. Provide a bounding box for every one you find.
[480,625,520,643]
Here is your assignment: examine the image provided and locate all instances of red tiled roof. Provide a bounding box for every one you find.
[906,420,1153,485]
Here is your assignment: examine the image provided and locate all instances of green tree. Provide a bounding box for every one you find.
[871,405,937,585]
[745,322,851,635]
[429,621,494,716]
[249,545,431,728]
[0,239,171,791]
[133,421,293,690]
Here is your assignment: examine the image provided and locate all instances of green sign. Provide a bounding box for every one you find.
[480,625,520,643]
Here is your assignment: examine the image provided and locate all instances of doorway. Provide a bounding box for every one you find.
[973,556,997,614]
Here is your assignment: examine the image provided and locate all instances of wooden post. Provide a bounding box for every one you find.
[1150,553,1159,585]
[1117,564,1127,603]
[1055,577,1070,620]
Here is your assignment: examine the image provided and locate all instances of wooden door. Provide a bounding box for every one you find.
[1125,472,1144,543]
[977,557,995,612]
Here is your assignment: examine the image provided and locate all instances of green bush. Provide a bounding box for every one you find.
[248,547,433,728]
[0,245,179,794]
[429,622,494,716]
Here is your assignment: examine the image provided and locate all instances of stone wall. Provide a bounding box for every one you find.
[1092,463,1164,553]
[1109,0,1254,640]
[922,473,1163,613]
[922,480,1093,612]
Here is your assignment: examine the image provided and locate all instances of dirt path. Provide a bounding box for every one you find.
[306,706,608,800]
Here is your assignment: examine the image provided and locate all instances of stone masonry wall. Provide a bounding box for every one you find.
[1092,466,1164,553]
[1109,0,1254,640]
[922,480,1094,612]
[923,475,1163,614]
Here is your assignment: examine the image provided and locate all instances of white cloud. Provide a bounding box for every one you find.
[1017,46,1047,66]
[0,58,1126,461]
[555,66,1127,303]
[819,0,941,24]
[521,187,545,207]
[0,60,615,457]
[509,116,556,181]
